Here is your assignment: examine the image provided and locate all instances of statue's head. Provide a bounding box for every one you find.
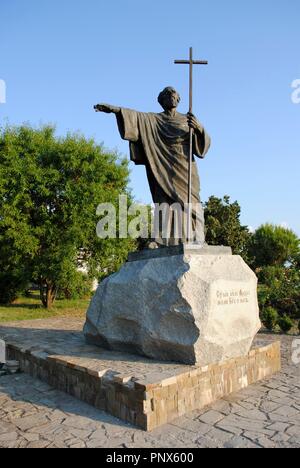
[158,87,181,110]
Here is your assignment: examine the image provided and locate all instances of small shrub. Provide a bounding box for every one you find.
[0,273,27,305]
[298,320,300,335]
[257,285,271,310]
[277,316,293,334]
[261,307,279,332]
[257,266,300,319]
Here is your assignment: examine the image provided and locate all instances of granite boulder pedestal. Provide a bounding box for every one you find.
[84,245,261,366]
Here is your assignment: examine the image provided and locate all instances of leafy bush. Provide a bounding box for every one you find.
[0,274,21,305]
[277,316,293,334]
[0,224,31,304]
[0,262,29,305]
[257,266,300,319]
[257,285,270,310]
[260,307,279,332]
[58,271,93,300]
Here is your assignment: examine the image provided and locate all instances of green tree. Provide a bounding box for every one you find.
[204,195,251,259]
[248,224,300,269]
[0,125,136,308]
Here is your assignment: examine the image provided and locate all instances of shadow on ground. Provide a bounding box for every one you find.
[0,372,135,431]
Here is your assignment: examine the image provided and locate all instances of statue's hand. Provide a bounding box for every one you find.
[94,103,113,113]
[187,112,203,132]
[94,104,120,114]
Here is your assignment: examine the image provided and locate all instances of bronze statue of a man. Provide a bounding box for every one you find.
[94,86,211,245]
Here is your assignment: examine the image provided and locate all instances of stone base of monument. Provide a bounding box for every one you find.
[0,319,281,430]
[84,245,262,366]
[0,247,281,431]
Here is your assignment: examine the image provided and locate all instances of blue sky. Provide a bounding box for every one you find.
[1,0,299,234]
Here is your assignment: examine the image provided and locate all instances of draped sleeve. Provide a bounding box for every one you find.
[193,125,211,159]
[116,108,146,165]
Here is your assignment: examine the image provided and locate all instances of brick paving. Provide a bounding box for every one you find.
[0,330,299,448]
[0,318,281,431]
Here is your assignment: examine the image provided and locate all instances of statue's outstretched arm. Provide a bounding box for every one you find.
[94,103,121,114]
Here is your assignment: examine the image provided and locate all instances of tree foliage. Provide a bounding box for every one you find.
[0,125,136,307]
[260,307,279,332]
[248,224,300,269]
[277,315,293,334]
[204,195,251,259]
[257,266,300,319]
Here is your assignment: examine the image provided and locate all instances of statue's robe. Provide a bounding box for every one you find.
[116,109,211,244]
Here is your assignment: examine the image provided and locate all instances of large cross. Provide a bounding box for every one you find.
[174,47,208,242]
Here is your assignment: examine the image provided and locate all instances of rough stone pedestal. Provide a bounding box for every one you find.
[84,246,261,365]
